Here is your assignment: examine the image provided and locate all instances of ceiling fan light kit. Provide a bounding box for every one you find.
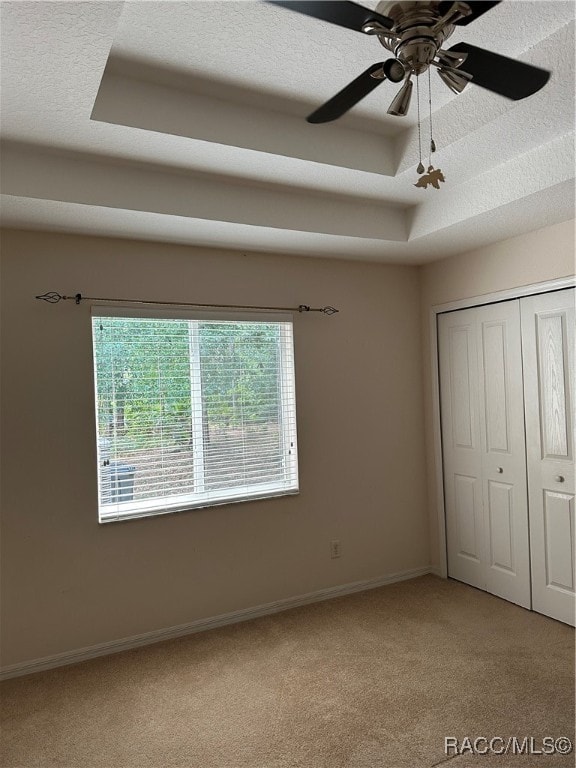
[436,65,472,94]
[269,0,552,188]
[387,78,413,116]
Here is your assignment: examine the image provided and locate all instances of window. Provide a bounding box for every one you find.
[91,309,298,522]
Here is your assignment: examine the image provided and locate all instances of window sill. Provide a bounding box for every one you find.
[98,483,299,523]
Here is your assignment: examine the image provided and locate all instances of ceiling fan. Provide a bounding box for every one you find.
[267,1,551,122]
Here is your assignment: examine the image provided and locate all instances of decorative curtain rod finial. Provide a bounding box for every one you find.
[299,305,339,314]
[36,292,64,304]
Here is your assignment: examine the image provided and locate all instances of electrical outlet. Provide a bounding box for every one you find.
[330,540,342,559]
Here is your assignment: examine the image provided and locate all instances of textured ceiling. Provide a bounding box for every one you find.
[0,0,574,263]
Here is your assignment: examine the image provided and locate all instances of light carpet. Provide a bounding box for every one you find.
[1,575,574,767]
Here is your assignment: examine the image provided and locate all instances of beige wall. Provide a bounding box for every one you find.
[0,229,429,667]
[4,219,573,668]
[420,219,576,571]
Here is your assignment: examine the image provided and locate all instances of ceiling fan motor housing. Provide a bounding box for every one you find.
[376,1,456,74]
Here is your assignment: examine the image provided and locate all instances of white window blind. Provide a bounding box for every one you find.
[91,310,298,522]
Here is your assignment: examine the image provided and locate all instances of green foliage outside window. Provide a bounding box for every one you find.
[93,318,281,452]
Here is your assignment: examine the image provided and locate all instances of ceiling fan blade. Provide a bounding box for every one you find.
[438,1,501,26]
[267,1,394,33]
[307,63,388,123]
[448,43,550,100]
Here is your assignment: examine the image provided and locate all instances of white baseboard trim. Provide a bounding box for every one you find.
[0,565,432,681]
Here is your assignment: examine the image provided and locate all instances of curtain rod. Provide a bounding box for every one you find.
[35,292,339,315]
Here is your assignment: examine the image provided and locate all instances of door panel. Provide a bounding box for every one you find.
[537,313,571,459]
[450,326,476,449]
[482,322,510,453]
[487,480,514,573]
[543,491,575,592]
[454,473,482,561]
[522,288,575,625]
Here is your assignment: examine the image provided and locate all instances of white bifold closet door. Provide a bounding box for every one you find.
[439,300,531,609]
[521,289,575,626]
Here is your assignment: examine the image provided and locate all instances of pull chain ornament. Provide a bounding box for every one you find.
[415,69,445,189]
[415,166,446,189]
[415,75,425,175]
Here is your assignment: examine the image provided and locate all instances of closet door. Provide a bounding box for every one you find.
[439,301,531,608]
[521,289,575,626]
[439,308,484,591]
[477,301,530,608]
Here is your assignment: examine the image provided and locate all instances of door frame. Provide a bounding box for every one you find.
[430,276,576,578]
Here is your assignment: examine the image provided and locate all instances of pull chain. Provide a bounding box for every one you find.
[414,68,445,189]
[428,67,436,163]
[416,74,424,175]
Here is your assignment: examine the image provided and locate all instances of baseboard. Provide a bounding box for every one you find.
[0,565,432,681]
